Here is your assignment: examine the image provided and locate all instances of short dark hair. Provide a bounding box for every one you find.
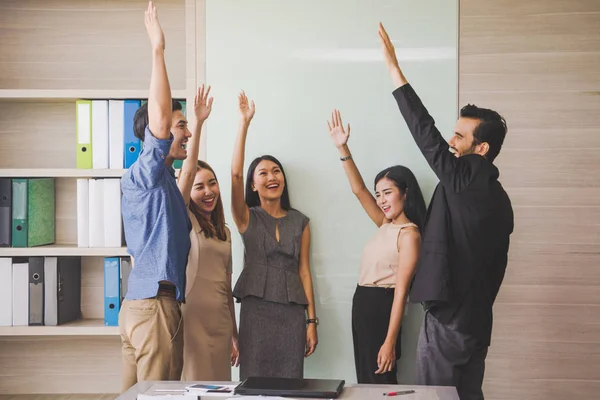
[374,165,427,232]
[133,100,183,141]
[460,104,507,163]
[245,155,291,210]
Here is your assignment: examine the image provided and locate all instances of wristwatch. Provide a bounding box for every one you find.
[306,318,319,326]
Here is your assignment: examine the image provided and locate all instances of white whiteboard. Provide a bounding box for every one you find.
[205,0,458,383]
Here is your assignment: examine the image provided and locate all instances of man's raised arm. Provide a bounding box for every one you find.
[379,23,475,193]
[145,1,172,140]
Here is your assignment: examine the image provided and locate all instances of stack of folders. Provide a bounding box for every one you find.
[76,99,141,170]
[0,178,55,248]
[75,99,186,170]
[76,178,122,248]
[0,256,133,327]
[104,256,132,326]
[0,256,81,326]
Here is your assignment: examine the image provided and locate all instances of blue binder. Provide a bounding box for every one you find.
[104,257,121,326]
[124,100,141,168]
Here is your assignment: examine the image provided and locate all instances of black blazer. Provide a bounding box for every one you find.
[393,84,514,343]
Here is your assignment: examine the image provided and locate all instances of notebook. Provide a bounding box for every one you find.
[234,377,345,398]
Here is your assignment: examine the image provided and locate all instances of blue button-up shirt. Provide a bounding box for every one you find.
[121,126,191,302]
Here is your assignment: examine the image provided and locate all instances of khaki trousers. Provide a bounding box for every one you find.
[119,295,184,393]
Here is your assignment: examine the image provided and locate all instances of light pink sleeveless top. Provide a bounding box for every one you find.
[358,222,418,288]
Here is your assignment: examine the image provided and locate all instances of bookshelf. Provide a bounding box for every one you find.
[0,169,126,178]
[0,245,128,257]
[0,0,202,395]
[0,89,187,102]
[0,319,119,337]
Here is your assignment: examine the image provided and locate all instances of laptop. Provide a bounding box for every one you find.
[234,377,345,398]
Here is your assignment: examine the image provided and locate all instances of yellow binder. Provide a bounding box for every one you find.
[76,100,93,169]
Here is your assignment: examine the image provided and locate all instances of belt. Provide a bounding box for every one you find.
[157,282,177,298]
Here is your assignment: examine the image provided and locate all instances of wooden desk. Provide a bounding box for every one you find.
[117,381,459,400]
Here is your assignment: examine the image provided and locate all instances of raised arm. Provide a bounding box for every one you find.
[327,110,386,227]
[178,85,213,205]
[145,1,172,140]
[231,91,255,233]
[375,228,421,375]
[379,23,475,193]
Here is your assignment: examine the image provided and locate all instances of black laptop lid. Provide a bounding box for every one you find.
[235,377,345,398]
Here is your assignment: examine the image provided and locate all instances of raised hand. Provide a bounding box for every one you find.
[378,23,399,72]
[378,23,407,87]
[238,91,255,123]
[194,84,213,122]
[327,109,350,148]
[145,1,165,51]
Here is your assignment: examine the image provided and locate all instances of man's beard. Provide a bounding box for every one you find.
[450,143,477,157]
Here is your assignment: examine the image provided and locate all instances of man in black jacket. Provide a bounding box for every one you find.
[378,24,514,400]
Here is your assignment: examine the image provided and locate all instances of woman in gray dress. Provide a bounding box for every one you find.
[230,91,318,379]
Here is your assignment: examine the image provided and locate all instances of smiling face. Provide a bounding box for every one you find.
[448,117,483,158]
[190,168,220,215]
[375,177,406,221]
[252,159,285,202]
[169,110,192,160]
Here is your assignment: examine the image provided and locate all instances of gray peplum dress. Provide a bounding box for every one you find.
[233,206,309,379]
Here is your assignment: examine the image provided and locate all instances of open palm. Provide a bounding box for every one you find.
[144,1,165,51]
[238,91,255,122]
[327,109,350,148]
[194,84,213,122]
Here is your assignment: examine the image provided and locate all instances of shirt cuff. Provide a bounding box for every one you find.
[143,125,173,158]
[392,83,414,101]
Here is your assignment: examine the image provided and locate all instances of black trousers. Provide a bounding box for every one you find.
[351,285,402,384]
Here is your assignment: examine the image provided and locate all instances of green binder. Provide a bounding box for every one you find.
[28,178,55,247]
[11,179,28,247]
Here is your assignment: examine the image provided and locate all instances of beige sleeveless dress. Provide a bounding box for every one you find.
[181,209,233,381]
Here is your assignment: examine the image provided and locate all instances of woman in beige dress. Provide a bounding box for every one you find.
[177,85,239,381]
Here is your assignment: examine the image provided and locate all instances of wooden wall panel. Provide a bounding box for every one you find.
[460,1,600,399]
[0,0,186,90]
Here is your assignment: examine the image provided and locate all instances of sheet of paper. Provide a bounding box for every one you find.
[186,383,236,396]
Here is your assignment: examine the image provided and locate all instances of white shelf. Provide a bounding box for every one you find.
[0,89,187,101]
[0,319,119,336]
[0,245,128,257]
[0,168,126,178]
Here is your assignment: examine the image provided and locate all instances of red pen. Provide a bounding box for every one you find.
[383,390,416,396]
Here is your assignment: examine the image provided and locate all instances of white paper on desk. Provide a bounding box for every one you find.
[138,382,198,399]
[186,384,236,397]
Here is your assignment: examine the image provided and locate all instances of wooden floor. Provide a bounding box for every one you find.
[0,395,117,400]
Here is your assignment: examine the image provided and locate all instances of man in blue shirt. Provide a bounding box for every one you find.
[118,1,192,392]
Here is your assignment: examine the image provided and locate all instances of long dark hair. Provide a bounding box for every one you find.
[245,155,291,210]
[374,165,426,232]
[188,160,228,241]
